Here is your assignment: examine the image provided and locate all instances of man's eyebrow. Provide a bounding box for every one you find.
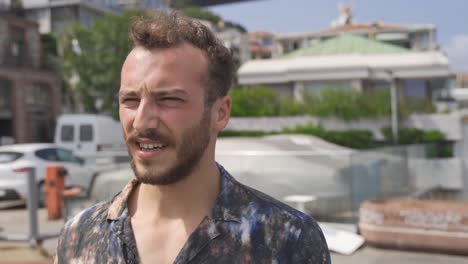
[151,89,188,97]
[118,88,189,97]
[118,90,139,97]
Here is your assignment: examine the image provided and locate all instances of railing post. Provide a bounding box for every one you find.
[26,167,39,247]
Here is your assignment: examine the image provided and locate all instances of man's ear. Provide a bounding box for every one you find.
[211,96,231,133]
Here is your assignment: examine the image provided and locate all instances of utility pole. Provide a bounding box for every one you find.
[389,71,399,144]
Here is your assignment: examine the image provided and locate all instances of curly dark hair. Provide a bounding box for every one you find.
[130,11,235,107]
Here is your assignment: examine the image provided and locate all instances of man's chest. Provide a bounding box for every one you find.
[132,223,190,264]
[120,221,285,264]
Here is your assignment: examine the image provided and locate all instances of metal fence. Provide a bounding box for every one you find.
[346,146,411,211]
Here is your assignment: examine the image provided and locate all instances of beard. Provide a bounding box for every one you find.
[125,111,212,185]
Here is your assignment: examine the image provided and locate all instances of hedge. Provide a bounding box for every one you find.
[219,125,450,155]
[229,86,436,120]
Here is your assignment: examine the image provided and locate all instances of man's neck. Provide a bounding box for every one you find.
[128,160,221,223]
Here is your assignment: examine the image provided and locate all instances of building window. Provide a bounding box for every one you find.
[0,79,11,111]
[61,125,74,142]
[79,124,93,142]
[28,83,50,106]
[7,25,26,66]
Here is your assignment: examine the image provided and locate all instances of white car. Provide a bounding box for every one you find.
[0,143,98,204]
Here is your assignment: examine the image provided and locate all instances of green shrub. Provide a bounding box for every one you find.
[399,98,437,117]
[283,123,376,149]
[381,127,452,157]
[219,125,449,153]
[220,123,376,149]
[302,88,436,121]
[381,127,445,145]
[421,130,446,142]
[321,130,377,149]
[303,88,392,121]
[228,85,437,120]
[425,143,454,158]
[278,97,305,116]
[229,86,279,117]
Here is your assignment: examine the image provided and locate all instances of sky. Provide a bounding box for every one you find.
[208,0,468,72]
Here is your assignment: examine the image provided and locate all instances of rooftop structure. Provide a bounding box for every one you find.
[276,4,437,54]
[283,34,409,58]
[238,34,452,105]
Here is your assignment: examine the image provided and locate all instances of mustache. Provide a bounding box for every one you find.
[126,129,173,145]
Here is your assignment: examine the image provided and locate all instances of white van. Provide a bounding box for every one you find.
[54,114,128,159]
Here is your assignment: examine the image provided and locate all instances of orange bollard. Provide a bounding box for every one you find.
[45,166,67,220]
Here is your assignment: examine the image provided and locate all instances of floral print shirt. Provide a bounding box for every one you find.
[54,164,330,263]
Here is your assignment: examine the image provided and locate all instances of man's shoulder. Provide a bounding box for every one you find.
[238,182,319,228]
[61,200,111,234]
[222,171,317,227]
[54,201,115,263]
[228,179,330,263]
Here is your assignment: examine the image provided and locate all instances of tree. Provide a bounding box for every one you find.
[174,3,247,32]
[61,10,146,118]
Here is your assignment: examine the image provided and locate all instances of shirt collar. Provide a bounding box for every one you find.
[107,178,139,220]
[107,163,244,223]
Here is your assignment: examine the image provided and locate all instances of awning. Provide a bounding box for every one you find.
[238,52,451,85]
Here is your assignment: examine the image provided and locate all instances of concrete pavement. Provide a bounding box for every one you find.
[0,206,61,263]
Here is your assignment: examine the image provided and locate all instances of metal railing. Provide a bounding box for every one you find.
[0,168,60,247]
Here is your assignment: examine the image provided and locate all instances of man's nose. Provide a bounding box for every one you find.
[133,99,160,131]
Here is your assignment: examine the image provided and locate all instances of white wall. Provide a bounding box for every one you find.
[409,158,464,190]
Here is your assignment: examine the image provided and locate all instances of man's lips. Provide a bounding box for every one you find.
[129,138,169,159]
[136,141,166,149]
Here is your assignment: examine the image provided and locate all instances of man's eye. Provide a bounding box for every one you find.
[162,97,182,101]
[121,98,139,103]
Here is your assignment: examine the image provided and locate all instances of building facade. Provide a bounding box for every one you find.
[276,23,437,55]
[238,34,452,107]
[21,0,121,34]
[215,26,250,66]
[246,31,282,60]
[275,5,437,55]
[0,10,61,144]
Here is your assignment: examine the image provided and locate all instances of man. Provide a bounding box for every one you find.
[55,11,330,264]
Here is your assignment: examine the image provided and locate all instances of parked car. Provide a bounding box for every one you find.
[0,143,99,204]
